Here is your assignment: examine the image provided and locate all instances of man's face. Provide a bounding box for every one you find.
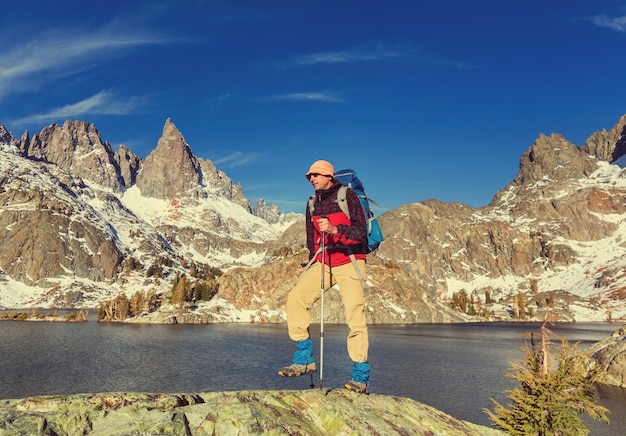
[308,173,333,190]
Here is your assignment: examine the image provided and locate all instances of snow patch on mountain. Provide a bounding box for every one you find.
[0,129,299,310]
[444,160,626,322]
[120,186,286,243]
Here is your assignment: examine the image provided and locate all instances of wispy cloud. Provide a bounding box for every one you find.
[591,14,626,32]
[10,90,146,126]
[212,150,262,169]
[260,91,344,103]
[288,43,411,66]
[423,56,477,70]
[208,93,235,112]
[280,42,474,70]
[0,25,168,100]
[243,182,279,192]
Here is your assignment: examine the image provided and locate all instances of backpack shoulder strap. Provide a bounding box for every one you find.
[337,185,350,219]
[309,186,351,219]
[349,253,368,289]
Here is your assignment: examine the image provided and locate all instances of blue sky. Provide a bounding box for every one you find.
[1,1,626,214]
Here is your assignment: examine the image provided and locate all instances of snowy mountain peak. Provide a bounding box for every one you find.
[20,120,123,192]
[0,118,299,309]
[0,123,13,144]
[0,123,20,155]
[136,118,203,200]
[3,115,626,325]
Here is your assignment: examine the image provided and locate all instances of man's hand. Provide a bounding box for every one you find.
[317,216,338,234]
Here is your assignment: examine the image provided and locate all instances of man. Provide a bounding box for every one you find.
[278,159,370,393]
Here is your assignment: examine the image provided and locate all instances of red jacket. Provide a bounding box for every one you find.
[306,182,367,267]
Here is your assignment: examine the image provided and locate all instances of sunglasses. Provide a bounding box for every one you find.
[307,173,330,180]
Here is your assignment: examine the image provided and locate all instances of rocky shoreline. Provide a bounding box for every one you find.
[0,309,88,322]
[584,324,626,388]
[0,390,503,435]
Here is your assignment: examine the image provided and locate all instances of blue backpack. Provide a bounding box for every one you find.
[309,169,384,252]
[334,169,384,252]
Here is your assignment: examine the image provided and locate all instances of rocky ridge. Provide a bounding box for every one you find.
[162,113,626,324]
[370,115,626,322]
[2,115,626,323]
[584,323,626,388]
[0,118,298,309]
[0,390,503,435]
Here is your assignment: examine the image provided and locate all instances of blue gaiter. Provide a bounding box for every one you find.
[352,361,370,384]
[293,339,315,365]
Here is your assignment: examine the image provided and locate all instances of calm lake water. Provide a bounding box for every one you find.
[0,318,624,434]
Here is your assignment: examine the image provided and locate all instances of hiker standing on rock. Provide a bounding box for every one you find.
[278,159,370,393]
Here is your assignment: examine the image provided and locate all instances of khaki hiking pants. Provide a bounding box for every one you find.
[286,260,368,363]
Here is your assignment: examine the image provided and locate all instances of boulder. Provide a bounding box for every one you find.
[585,324,626,388]
[0,390,503,435]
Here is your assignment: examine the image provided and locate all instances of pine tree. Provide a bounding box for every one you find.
[192,278,218,301]
[129,290,145,316]
[145,289,158,312]
[113,293,129,320]
[484,319,610,435]
[170,274,192,306]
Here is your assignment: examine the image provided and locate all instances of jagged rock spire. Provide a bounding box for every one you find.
[513,133,598,188]
[0,123,13,144]
[583,114,626,162]
[114,144,142,188]
[135,118,203,199]
[611,118,626,165]
[23,120,123,192]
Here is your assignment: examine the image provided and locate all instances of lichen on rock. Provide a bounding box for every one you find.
[0,389,503,435]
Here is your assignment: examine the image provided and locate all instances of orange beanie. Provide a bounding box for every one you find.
[305,160,334,178]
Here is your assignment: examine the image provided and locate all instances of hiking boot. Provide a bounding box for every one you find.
[278,362,317,377]
[344,380,368,394]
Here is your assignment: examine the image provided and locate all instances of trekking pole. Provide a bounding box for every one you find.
[319,226,326,390]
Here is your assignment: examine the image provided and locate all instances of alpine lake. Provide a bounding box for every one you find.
[0,313,624,434]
